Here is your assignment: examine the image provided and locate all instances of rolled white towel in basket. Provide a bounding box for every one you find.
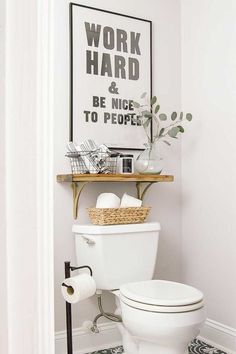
[96,193,121,208]
[120,193,142,208]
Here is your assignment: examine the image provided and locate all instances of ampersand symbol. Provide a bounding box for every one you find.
[108,81,119,94]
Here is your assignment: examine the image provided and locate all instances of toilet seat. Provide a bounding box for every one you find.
[120,294,204,313]
[120,280,204,313]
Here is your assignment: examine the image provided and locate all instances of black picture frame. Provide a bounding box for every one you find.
[69,3,152,150]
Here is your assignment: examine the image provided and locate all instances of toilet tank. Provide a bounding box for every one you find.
[72,222,160,290]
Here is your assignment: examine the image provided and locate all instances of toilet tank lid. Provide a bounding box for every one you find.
[72,222,161,235]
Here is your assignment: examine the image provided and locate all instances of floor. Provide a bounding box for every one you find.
[87,338,227,354]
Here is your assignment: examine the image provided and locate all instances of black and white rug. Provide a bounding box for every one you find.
[87,338,227,354]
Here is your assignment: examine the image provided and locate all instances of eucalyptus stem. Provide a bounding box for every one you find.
[159,118,187,139]
[134,94,193,145]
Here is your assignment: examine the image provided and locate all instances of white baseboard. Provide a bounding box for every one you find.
[55,318,236,354]
[199,318,236,354]
[55,322,121,354]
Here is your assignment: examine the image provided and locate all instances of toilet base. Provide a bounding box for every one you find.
[122,350,188,354]
[122,341,190,354]
[117,322,191,354]
[138,341,189,354]
[122,348,189,354]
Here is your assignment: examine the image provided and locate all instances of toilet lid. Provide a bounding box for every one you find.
[120,280,203,307]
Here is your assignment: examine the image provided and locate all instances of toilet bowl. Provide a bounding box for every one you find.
[72,223,206,354]
[114,280,206,354]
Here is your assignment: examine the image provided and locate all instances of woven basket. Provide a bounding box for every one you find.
[87,207,151,225]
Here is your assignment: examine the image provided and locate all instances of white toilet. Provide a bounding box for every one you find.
[73,222,206,354]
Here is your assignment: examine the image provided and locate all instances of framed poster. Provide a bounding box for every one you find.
[70,3,152,150]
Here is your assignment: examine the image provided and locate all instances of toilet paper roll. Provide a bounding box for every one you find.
[61,273,96,304]
[96,193,120,208]
[120,193,142,208]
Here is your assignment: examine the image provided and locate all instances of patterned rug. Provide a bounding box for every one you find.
[87,338,227,354]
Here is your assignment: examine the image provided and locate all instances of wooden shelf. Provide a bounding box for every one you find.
[57,173,174,183]
[56,173,174,219]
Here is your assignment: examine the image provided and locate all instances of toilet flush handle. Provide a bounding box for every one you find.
[82,236,96,246]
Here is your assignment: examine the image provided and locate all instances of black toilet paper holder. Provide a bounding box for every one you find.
[62,261,93,354]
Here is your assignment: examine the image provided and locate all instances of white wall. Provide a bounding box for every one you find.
[54,0,182,331]
[1,0,55,353]
[0,0,8,352]
[181,0,236,340]
[3,0,40,353]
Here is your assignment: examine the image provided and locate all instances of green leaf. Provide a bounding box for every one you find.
[133,101,140,108]
[141,92,147,98]
[159,113,167,121]
[159,128,165,136]
[155,104,160,114]
[167,126,180,138]
[141,110,151,115]
[177,125,184,133]
[163,140,171,146]
[150,96,157,105]
[141,110,153,118]
[186,113,193,121]
[143,118,151,128]
[171,112,178,121]
[180,112,183,120]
